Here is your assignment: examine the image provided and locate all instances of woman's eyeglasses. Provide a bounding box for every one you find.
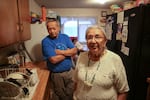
[86,35,104,41]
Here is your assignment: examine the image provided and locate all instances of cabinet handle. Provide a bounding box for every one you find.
[20,23,24,33]
[17,23,20,32]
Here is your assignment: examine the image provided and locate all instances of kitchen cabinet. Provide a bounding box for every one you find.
[17,0,31,41]
[0,0,31,48]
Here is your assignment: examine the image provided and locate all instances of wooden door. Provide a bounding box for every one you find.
[0,0,19,47]
[17,0,31,41]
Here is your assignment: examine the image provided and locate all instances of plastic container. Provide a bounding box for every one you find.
[41,5,46,21]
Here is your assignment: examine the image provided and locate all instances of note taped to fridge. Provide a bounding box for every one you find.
[121,43,129,56]
[122,25,128,42]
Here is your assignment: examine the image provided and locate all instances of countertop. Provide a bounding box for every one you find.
[24,61,50,100]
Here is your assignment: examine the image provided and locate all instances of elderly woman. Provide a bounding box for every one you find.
[73,25,129,100]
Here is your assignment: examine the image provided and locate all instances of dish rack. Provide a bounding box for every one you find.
[0,68,39,100]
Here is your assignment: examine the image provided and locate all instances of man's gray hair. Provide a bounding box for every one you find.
[46,18,60,27]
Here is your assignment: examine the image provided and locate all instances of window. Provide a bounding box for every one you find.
[60,17,97,43]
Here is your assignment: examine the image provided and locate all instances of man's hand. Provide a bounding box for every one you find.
[55,47,77,57]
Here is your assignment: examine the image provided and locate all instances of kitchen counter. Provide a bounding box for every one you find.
[24,61,51,100]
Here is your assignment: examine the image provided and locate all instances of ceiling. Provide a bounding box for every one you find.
[34,0,131,9]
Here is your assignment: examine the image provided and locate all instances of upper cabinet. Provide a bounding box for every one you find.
[0,0,31,48]
[17,0,31,41]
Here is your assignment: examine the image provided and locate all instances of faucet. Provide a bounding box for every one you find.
[19,51,25,67]
[17,42,26,67]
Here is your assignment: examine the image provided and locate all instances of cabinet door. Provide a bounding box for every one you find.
[18,0,31,41]
[0,0,19,47]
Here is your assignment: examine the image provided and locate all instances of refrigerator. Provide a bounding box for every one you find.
[105,4,150,100]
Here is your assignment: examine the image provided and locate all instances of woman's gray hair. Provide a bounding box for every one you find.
[85,25,107,40]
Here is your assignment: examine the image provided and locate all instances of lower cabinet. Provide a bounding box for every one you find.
[44,77,51,100]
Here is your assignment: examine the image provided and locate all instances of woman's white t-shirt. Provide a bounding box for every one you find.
[73,50,129,100]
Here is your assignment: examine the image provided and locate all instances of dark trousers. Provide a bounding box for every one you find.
[50,68,74,100]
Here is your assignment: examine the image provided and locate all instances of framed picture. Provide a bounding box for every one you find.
[101,11,107,17]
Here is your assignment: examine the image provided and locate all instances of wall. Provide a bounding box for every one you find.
[25,0,48,62]
[49,8,111,26]
[25,0,111,62]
